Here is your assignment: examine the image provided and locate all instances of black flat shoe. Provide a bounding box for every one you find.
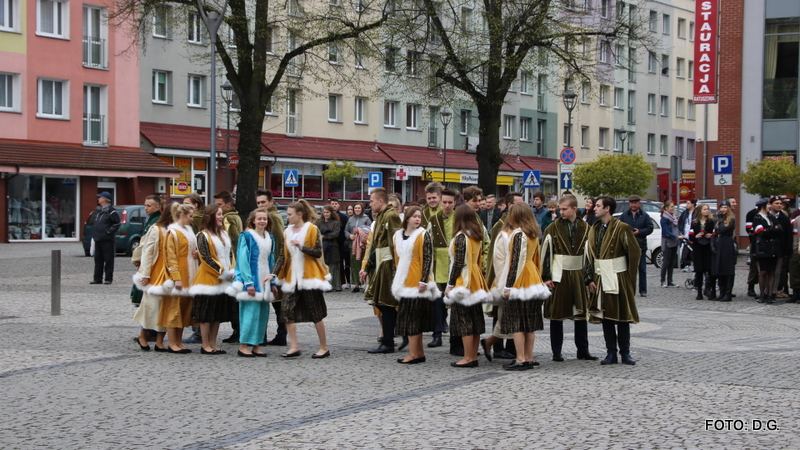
[222,334,239,344]
[503,361,530,370]
[134,337,150,351]
[480,339,493,362]
[427,336,442,347]
[312,350,331,359]
[252,352,267,357]
[213,349,227,355]
[577,353,598,361]
[266,338,287,346]
[154,346,168,353]
[90,281,102,285]
[168,348,192,354]
[368,344,395,354]
[494,350,515,360]
[281,350,301,358]
[397,356,426,364]
[237,350,256,358]
[200,348,216,355]
[552,354,564,362]
[450,360,478,368]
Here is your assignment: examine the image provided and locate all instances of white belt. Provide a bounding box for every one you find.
[595,256,628,295]
[552,254,584,283]
[375,246,393,264]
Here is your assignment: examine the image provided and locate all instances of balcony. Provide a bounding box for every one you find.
[83,36,108,69]
[83,113,106,145]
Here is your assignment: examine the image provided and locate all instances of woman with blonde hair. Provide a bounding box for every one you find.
[274,199,332,358]
[189,204,235,355]
[689,203,716,300]
[444,204,490,368]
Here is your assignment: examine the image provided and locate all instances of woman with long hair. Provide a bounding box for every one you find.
[689,204,716,300]
[392,206,438,364]
[583,198,599,225]
[274,199,331,358]
[188,204,235,355]
[227,208,279,357]
[444,204,490,368]
[160,202,198,353]
[345,202,372,293]
[317,205,342,292]
[660,200,685,288]
[712,200,738,302]
[498,203,550,370]
[132,206,174,352]
[752,197,783,303]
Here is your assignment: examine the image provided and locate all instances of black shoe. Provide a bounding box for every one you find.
[695,291,704,300]
[222,334,239,344]
[502,361,530,370]
[312,350,331,359]
[600,353,618,365]
[168,347,192,354]
[577,353,599,361]
[103,280,112,285]
[427,336,442,348]
[253,351,267,357]
[398,337,409,352]
[621,354,637,365]
[90,280,102,284]
[639,292,647,298]
[201,348,218,355]
[133,337,150,351]
[747,286,757,298]
[154,345,168,353]
[368,344,395,354]
[757,295,765,304]
[237,350,256,358]
[352,287,360,293]
[265,338,287,346]
[494,350,515,360]
[281,350,301,357]
[213,349,227,355]
[552,354,564,362]
[766,295,775,304]
[449,347,464,357]
[706,291,717,300]
[480,339,493,362]
[443,326,450,334]
[450,360,478,368]
[397,356,426,364]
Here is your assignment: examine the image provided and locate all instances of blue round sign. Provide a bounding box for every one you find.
[560,147,576,164]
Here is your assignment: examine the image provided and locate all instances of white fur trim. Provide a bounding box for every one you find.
[226,281,244,298]
[508,283,551,301]
[445,287,489,306]
[168,223,198,292]
[132,273,148,291]
[188,282,232,296]
[390,228,432,300]
[279,222,332,293]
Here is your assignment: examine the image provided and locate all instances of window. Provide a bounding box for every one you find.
[384,101,397,127]
[614,129,626,152]
[83,6,107,68]
[354,97,365,123]
[503,115,515,139]
[460,109,470,134]
[1,0,18,31]
[599,41,609,63]
[520,118,531,141]
[288,0,300,16]
[265,96,273,115]
[660,134,668,155]
[647,133,655,154]
[677,18,686,38]
[38,0,67,38]
[188,75,204,107]
[537,74,547,111]
[627,90,636,123]
[675,97,684,118]
[536,120,546,156]
[265,26,273,53]
[615,1,624,21]
[688,61,694,80]
[328,43,339,63]
[406,50,420,76]
[660,95,668,116]
[676,58,685,78]
[287,89,299,135]
[628,47,637,81]
[687,100,695,120]
[520,71,530,94]
[614,87,623,109]
[581,82,590,103]
[385,47,398,72]
[354,0,365,12]
[662,13,670,34]
[689,21,695,41]
[648,51,657,73]
[615,44,624,66]
[287,32,300,76]
[647,93,655,114]
[649,10,657,32]
[38,78,67,118]
[152,4,169,38]
[0,73,19,112]
[428,106,438,146]
[406,104,419,129]
[599,128,608,150]
[460,7,472,32]
[661,54,669,75]
[354,41,365,68]
[83,84,106,145]
[188,11,203,44]
[599,85,609,106]
[328,94,340,122]
[675,137,684,157]
[581,126,589,148]
[687,139,696,159]
[152,70,171,104]
[600,0,609,18]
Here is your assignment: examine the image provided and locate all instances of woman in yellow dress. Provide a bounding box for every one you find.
[160,203,198,353]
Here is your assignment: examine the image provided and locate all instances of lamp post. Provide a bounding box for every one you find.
[220,80,233,192]
[562,90,577,147]
[440,109,452,184]
[620,126,628,154]
[196,0,228,198]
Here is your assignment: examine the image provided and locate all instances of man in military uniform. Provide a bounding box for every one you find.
[426,188,457,348]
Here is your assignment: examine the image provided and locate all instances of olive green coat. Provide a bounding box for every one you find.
[586,218,641,323]
[542,217,590,321]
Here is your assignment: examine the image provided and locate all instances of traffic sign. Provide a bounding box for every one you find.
[714,174,732,186]
[522,170,540,188]
[713,155,732,174]
[560,164,573,174]
[284,170,299,187]
[368,172,383,188]
[228,154,239,169]
[560,173,573,190]
[395,168,408,180]
[560,147,576,165]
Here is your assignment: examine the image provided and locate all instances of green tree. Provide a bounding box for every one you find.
[323,160,362,199]
[740,154,800,197]
[572,153,653,198]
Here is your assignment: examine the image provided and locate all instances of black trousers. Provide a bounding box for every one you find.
[432,284,448,338]
[377,304,397,347]
[492,314,516,355]
[268,301,287,341]
[550,319,589,356]
[93,240,115,282]
[602,319,631,355]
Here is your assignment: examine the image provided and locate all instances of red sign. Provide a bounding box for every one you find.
[176,182,189,193]
[693,0,718,103]
[229,154,239,169]
[396,168,408,180]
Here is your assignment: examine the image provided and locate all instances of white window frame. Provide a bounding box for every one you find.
[647,133,655,155]
[0,72,20,112]
[536,120,545,156]
[599,41,609,63]
[627,90,636,123]
[82,5,108,69]
[599,127,608,150]
[37,77,68,118]
[520,117,531,141]
[37,0,68,38]
[188,11,203,44]
[599,85,609,106]
[675,97,684,118]
[677,18,686,39]
[676,58,685,78]
[581,82,590,104]
[520,71,530,94]
[614,43,624,66]
[152,4,170,38]
[354,97,365,124]
[660,95,669,117]
[152,70,171,104]
[649,10,657,32]
[662,13,670,35]
[580,126,589,148]
[600,0,609,18]
[328,42,339,64]
[384,101,397,127]
[689,21,695,41]
[406,50,419,76]
[688,61,694,80]
[328,94,341,122]
[83,83,106,145]
[613,87,623,109]
[648,51,657,73]
[187,74,204,108]
[661,54,669,75]
[460,109,470,135]
[503,115,515,139]
[687,100,695,120]
[385,47,398,73]
[265,26,274,54]
[406,103,419,129]
[287,89,299,135]
[660,135,668,155]
[1,0,19,31]
[647,93,656,115]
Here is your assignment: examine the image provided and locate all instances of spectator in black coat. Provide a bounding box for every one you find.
[619,195,654,297]
[91,192,120,284]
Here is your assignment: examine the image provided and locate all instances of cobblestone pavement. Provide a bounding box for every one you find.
[1,243,799,449]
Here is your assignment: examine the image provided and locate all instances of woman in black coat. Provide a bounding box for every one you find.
[689,204,716,300]
[751,197,783,303]
[711,201,737,302]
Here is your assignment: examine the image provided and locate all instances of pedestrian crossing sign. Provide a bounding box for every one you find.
[523,170,540,188]
[284,170,299,187]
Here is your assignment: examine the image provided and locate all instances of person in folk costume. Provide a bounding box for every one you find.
[420,181,443,229]
[494,203,551,370]
[131,195,162,308]
[188,204,236,355]
[181,195,206,345]
[481,191,524,361]
[541,194,597,362]
[584,196,641,366]
[274,199,332,359]
[392,206,439,364]
[425,188,458,349]
[132,205,175,352]
[160,203,199,353]
[444,204,491,368]
[689,203,717,300]
[227,208,280,357]
[256,189,288,347]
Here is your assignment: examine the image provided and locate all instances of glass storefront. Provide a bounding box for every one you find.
[764,18,799,119]
[158,156,208,201]
[269,163,323,200]
[8,175,79,240]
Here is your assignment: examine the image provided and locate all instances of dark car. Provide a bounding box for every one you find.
[82,205,147,256]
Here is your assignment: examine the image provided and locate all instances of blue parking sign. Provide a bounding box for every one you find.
[368,172,383,188]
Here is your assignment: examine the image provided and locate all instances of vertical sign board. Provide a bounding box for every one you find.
[522,170,540,188]
[693,0,718,103]
[368,172,383,193]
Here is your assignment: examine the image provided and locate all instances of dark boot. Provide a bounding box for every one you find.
[694,273,704,299]
[747,283,757,298]
[718,277,732,302]
[617,322,634,365]
[549,320,564,359]
[715,276,728,301]
[695,288,704,300]
[787,290,799,304]
[601,319,618,364]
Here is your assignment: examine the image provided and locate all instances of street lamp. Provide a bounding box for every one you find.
[196,0,228,198]
[562,90,577,147]
[220,80,233,191]
[620,126,628,153]
[440,109,452,184]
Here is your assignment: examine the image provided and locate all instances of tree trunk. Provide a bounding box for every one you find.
[475,102,504,196]
[234,104,267,219]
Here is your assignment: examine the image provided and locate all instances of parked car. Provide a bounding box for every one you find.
[614,211,665,268]
[81,205,147,256]
[614,198,664,215]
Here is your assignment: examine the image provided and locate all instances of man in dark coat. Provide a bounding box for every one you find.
[91,191,120,284]
[479,194,502,230]
[618,195,653,297]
